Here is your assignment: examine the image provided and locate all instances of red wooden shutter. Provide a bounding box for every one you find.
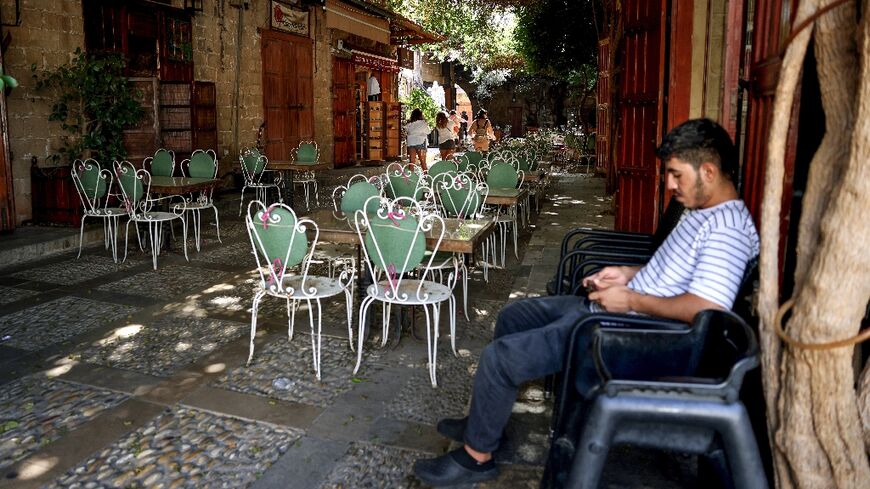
[613,0,667,233]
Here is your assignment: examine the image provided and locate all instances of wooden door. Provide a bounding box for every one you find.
[262,30,314,161]
[613,0,667,233]
[508,107,523,137]
[192,81,218,152]
[333,58,356,168]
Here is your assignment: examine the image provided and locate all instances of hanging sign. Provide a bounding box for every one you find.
[271,1,309,36]
[351,50,400,73]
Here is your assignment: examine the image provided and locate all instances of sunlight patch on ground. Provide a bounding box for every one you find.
[204,362,226,373]
[97,324,143,346]
[18,455,59,480]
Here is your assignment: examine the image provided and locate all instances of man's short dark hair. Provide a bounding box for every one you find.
[656,118,738,181]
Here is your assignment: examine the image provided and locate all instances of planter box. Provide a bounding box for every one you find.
[31,165,82,226]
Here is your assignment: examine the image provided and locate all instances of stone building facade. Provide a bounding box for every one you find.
[1,0,434,225]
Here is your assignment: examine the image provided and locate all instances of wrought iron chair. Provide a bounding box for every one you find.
[427,159,457,180]
[245,200,355,380]
[239,147,282,215]
[483,161,524,267]
[114,161,188,270]
[385,162,428,201]
[71,159,126,262]
[178,149,221,251]
[143,148,175,177]
[353,195,459,387]
[291,140,320,210]
[432,171,493,318]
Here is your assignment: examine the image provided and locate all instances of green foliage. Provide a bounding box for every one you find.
[400,88,439,126]
[514,0,598,78]
[386,0,520,73]
[32,49,144,164]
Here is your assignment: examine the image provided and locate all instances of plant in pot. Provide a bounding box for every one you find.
[32,48,144,165]
[29,49,144,225]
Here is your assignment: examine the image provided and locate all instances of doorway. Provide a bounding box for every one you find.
[508,107,523,137]
[261,30,314,161]
[333,58,356,168]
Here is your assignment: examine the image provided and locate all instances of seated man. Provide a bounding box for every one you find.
[413,118,760,486]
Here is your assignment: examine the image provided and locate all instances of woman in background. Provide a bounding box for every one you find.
[405,109,431,170]
[435,111,457,160]
[468,109,495,152]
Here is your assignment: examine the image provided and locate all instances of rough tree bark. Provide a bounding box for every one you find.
[761,1,870,487]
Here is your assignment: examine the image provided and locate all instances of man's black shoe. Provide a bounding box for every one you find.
[413,447,499,486]
[436,417,467,443]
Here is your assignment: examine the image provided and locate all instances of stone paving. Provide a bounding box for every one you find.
[0,171,698,488]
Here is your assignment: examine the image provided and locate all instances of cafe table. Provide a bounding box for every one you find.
[303,208,496,344]
[268,161,332,208]
[485,187,529,206]
[148,176,221,195]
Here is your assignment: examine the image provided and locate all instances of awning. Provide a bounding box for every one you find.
[351,49,400,72]
[390,14,445,46]
[326,0,391,45]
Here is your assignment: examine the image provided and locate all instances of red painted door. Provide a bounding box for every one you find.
[262,30,314,161]
[333,58,356,168]
[613,0,667,233]
[0,44,14,231]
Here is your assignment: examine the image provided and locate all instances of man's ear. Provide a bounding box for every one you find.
[699,162,718,182]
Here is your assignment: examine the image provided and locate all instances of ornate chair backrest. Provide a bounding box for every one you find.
[293,141,320,164]
[433,172,488,220]
[387,165,424,200]
[114,160,152,217]
[428,160,457,179]
[513,153,533,173]
[240,147,268,184]
[72,158,112,215]
[184,149,218,178]
[146,149,175,177]
[340,179,381,214]
[487,162,522,189]
[245,200,314,295]
[354,196,448,302]
[464,151,484,168]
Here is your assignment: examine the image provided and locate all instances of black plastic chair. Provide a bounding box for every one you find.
[544,310,767,489]
[546,197,685,296]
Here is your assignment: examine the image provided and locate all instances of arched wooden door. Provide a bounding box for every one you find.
[613,0,667,233]
[261,30,313,161]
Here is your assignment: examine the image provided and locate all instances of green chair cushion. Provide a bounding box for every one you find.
[242,151,266,174]
[464,151,483,166]
[249,205,309,270]
[78,163,107,199]
[118,168,144,204]
[151,150,174,177]
[188,151,216,178]
[341,182,380,214]
[428,160,456,178]
[364,211,425,274]
[296,143,318,164]
[388,173,422,200]
[487,162,519,189]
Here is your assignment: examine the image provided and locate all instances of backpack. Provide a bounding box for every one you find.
[473,119,490,139]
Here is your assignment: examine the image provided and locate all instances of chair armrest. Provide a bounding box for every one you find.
[554,249,651,295]
[560,228,653,257]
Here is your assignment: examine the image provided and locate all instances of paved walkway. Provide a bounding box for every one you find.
[0,172,693,488]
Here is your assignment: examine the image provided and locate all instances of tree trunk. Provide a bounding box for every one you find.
[758,2,815,487]
[763,1,870,486]
[859,360,870,452]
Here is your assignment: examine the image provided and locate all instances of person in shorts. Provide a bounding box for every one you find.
[405,108,431,170]
[435,111,457,160]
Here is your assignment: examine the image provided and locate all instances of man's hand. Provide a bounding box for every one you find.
[582,266,638,291]
[588,285,635,313]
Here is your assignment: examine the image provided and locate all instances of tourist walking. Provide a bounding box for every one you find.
[435,111,457,160]
[469,110,495,152]
[405,108,431,170]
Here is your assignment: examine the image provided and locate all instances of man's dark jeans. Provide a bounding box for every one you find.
[464,295,592,453]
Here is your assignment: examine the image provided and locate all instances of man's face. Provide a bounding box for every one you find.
[665,157,711,209]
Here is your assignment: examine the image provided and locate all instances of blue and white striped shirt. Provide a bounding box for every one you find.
[628,199,759,309]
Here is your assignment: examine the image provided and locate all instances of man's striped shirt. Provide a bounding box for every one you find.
[628,199,759,309]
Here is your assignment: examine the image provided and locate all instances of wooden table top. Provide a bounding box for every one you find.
[149,177,221,195]
[485,187,529,205]
[303,209,495,254]
[269,161,333,171]
[523,171,546,183]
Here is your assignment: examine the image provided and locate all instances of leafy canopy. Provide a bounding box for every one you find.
[32,48,144,164]
[400,88,439,126]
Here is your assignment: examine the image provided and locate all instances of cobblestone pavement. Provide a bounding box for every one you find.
[0,173,697,488]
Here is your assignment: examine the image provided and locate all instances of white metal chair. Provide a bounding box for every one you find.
[143,148,175,177]
[71,159,126,262]
[482,162,524,267]
[178,149,221,251]
[353,195,459,387]
[114,161,188,270]
[239,147,282,215]
[291,140,320,210]
[245,200,355,380]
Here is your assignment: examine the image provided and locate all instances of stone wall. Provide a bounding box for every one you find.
[3,0,85,225]
[1,1,343,225]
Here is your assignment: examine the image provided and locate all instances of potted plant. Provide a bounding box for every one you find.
[29,49,144,225]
